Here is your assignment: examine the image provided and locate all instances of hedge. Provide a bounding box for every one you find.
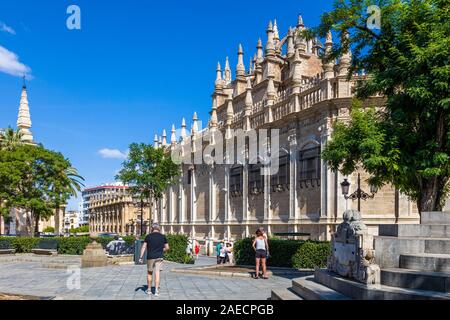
[0,234,194,264]
[233,237,330,269]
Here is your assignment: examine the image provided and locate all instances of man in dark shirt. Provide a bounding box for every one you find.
[139,223,169,296]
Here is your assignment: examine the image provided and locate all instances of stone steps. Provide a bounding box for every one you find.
[314,269,450,300]
[291,276,351,300]
[270,288,303,300]
[400,253,450,273]
[421,212,450,225]
[374,236,450,268]
[379,224,450,238]
[381,268,450,293]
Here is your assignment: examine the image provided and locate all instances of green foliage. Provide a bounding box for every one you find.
[292,242,331,269]
[0,144,84,235]
[234,238,330,268]
[56,237,91,255]
[69,225,89,233]
[116,143,179,203]
[164,234,192,264]
[315,0,450,212]
[0,127,24,151]
[43,226,55,233]
[0,237,40,253]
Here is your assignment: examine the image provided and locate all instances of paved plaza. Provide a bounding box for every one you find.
[0,256,292,300]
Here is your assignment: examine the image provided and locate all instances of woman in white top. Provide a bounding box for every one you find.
[252,229,269,279]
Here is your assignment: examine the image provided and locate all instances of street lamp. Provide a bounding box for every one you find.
[341,173,377,211]
[132,194,149,237]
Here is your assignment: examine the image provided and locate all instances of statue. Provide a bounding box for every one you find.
[328,209,380,285]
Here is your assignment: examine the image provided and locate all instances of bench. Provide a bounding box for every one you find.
[0,241,15,255]
[31,240,58,256]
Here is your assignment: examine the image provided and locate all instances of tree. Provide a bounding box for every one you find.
[0,144,84,236]
[315,0,450,213]
[116,143,179,233]
[0,127,23,151]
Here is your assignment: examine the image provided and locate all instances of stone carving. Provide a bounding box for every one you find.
[328,209,380,285]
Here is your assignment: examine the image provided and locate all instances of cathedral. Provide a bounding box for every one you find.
[151,15,421,241]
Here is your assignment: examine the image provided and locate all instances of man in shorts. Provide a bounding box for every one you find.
[139,223,169,296]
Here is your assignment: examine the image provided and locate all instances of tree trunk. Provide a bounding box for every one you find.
[34,215,40,237]
[417,177,447,215]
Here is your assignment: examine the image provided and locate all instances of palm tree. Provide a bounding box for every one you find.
[0,127,23,151]
[53,166,85,236]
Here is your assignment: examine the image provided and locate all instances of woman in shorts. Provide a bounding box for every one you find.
[252,229,269,279]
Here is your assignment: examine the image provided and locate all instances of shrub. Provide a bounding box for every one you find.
[43,226,55,233]
[292,241,331,269]
[69,225,89,233]
[56,237,91,255]
[164,234,191,264]
[234,237,330,269]
[234,238,305,267]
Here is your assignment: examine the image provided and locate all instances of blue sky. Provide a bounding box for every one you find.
[0,0,333,209]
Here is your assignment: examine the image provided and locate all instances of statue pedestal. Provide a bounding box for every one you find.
[81,241,108,268]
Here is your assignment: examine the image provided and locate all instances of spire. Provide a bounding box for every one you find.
[339,31,352,76]
[154,134,159,148]
[256,38,263,63]
[244,78,253,110]
[226,93,234,125]
[287,27,295,58]
[171,124,177,145]
[191,112,198,134]
[215,62,223,90]
[292,49,302,85]
[210,98,218,128]
[226,93,234,139]
[324,31,335,79]
[180,118,187,140]
[265,20,275,56]
[159,136,163,148]
[244,78,253,131]
[17,82,33,142]
[266,76,276,101]
[297,14,304,28]
[273,19,280,41]
[162,129,167,146]
[236,44,245,77]
[248,56,253,74]
[224,57,232,84]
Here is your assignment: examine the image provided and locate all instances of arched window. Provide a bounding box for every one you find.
[271,155,290,192]
[249,163,264,195]
[298,145,321,186]
[230,166,243,197]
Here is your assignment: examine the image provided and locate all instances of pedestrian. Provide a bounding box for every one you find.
[226,242,234,264]
[219,243,227,264]
[194,242,200,259]
[216,241,222,264]
[139,223,170,296]
[252,229,269,279]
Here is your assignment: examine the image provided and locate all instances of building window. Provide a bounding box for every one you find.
[230,166,243,197]
[249,163,264,195]
[187,169,193,185]
[298,145,321,188]
[271,155,290,192]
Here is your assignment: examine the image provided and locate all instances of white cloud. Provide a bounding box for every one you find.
[98,148,128,160]
[0,21,16,35]
[0,45,32,78]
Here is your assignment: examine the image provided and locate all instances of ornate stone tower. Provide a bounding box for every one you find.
[17,80,33,143]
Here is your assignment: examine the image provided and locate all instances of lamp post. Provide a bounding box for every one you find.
[132,194,149,237]
[340,173,378,211]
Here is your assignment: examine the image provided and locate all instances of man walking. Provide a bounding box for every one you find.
[139,223,169,296]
